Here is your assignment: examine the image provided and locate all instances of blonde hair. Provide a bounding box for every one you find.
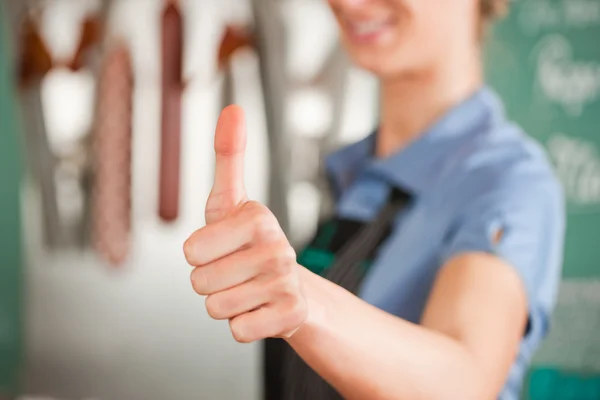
[480,0,509,23]
[478,0,509,37]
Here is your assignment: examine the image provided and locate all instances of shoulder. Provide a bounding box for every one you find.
[443,120,564,216]
[438,121,566,333]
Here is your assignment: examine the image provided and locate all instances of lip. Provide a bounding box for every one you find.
[341,16,396,45]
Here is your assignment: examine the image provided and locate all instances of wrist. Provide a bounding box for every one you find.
[286,265,333,346]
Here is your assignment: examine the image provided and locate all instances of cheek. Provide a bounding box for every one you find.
[384,3,472,71]
[341,24,420,76]
[422,0,478,43]
[331,0,466,76]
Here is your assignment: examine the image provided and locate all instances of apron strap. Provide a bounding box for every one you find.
[325,188,411,293]
[281,187,412,400]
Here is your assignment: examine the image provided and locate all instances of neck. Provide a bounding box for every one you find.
[377,50,483,158]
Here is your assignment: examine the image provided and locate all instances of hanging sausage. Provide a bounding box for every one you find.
[158,0,184,222]
[17,10,62,249]
[66,14,103,72]
[17,12,53,88]
[217,24,256,109]
[65,11,107,249]
[91,41,134,266]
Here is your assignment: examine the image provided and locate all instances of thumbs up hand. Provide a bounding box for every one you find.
[183,105,308,343]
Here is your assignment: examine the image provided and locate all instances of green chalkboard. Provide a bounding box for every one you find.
[485,1,600,398]
[485,0,600,279]
[0,2,23,396]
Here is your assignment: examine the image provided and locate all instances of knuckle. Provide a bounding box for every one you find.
[252,211,273,231]
[183,239,193,260]
[273,276,298,300]
[205,295,224,320]
[244,202,278,240]
[184,229,210,265]
[266,243,296,276]
[183,235,201,264]
[278,244,297,264]
[243,200,269,219]
[244,200,266,212]
[205,191,237,221]
[230,319,252,343]
[267,255,292,277]
[191,268,210,295]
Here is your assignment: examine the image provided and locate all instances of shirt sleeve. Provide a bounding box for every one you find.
[440,170,565,353]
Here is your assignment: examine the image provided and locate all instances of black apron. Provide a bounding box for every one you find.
[264,188,412,400]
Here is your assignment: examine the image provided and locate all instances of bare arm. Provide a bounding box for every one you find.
[184,105,531,400]
[288,252,528,400]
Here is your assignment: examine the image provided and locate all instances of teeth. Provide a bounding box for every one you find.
[351,20,388,36]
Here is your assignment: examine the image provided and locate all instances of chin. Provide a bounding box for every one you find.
[356,56,394,76]
[344,46,408,79]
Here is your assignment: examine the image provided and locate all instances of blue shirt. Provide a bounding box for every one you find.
[324,87,565,399]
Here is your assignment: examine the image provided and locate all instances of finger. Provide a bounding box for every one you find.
[190,241,291,295]
[184,201,281,266]
[184,212,252,266]
[204,276,273,320]
[228,300,307,343]
[206,104,248,224]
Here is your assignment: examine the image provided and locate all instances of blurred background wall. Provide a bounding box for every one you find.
[486,2,600,397]
[0,3,23,397]
[0,0,377,399]
[0,0,599,399]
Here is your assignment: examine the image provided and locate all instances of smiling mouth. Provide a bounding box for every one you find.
[342,17,396,44]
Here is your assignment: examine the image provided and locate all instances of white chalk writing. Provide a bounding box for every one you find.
[519,0,600,35]
[564,0,600,28]
[547,134,600,207]
[519,1,561,35]
[534,34,600,116]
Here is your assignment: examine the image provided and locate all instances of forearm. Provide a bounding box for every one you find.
[286,268,487,400]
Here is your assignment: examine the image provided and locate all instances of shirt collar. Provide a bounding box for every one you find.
[325,86,504,196]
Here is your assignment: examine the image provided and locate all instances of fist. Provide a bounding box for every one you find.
[183,105,308,343]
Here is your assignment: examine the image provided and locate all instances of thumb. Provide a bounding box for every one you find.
[206,104,248,224]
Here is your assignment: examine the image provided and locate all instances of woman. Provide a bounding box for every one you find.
[183,0,565,398]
